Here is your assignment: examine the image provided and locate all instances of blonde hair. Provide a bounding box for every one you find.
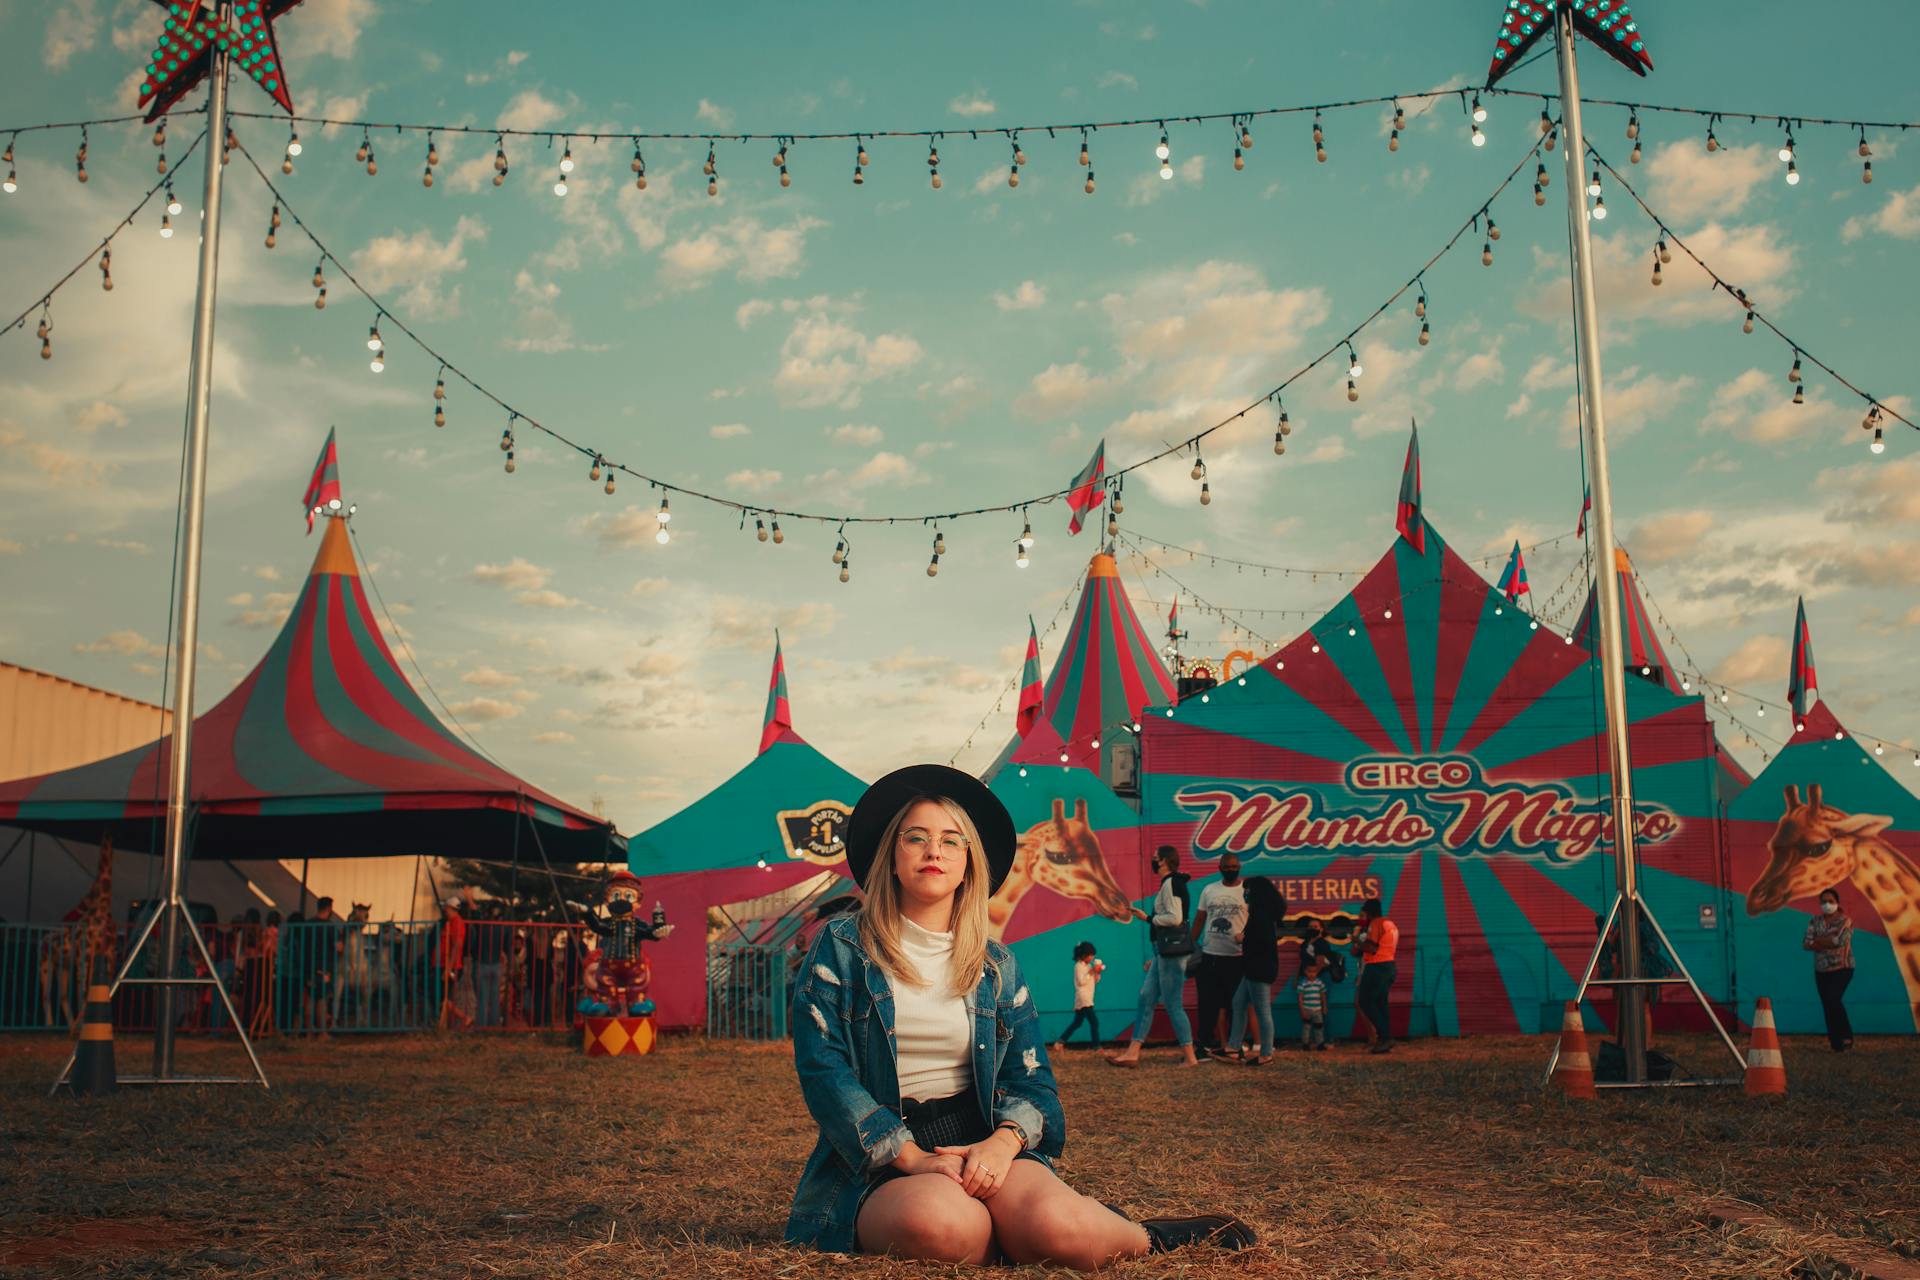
[858,795,998,998]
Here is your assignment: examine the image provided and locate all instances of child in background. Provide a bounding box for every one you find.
[1053,941,1105,1050]
[1296,958,1329,1051]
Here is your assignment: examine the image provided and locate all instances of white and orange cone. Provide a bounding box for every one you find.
[1743,996,1787,1097]
[1552,1000,1597,1099]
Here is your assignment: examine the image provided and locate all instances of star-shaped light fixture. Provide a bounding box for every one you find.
[136,0,306,121]
[1487,1,1654,87]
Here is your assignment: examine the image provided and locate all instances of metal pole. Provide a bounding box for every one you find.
[153,12,232,1080]
[1554,3,1645,1083]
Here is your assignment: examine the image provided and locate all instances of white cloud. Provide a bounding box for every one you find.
[348,216,486,317]
[1015,363,1104,419]
[660,216,827,289]
[1127,154,1205,206]
[73,629,163,658]
[1097,71,1138,91]
[709,423,751,439]
[472,558,550,592]
[449,697,522,723]
[773,306,924,409]
[735,299,774,328]
[281,0,376,60]
[230,592,298,630]
[500,90,569,132]
[1291,436,1350,467]
[993,281,1047,311]
[1525,221,1795,325]
[1842,182,1920,242]
[725,468,784,492]
[45,0,101,68]
[516,589,584,611]
[695,99,735,128]
[461,665,520,688]
[1703,368,1854,445]
[1626,511,1715,566]
[0,429,107,484]
[948,91,997,117]
[1644,142,1775,222]
[0,539,21,555]
[531,731,576,744]
[1710,635,1788,689]
[630,577,670,597]
[827,425,883,446]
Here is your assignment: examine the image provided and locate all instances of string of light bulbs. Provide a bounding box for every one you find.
[0,127,209,347]
[1629,565,1917,767]
[186,127,1552,558]
[1583,141,1913,445]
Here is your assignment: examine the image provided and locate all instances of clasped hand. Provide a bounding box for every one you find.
[895,1130,1021,1199]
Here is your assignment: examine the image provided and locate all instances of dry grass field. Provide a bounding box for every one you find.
[1,1030,1914,1278]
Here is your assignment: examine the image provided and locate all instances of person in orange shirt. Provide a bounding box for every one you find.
[1352,896,1398,1054]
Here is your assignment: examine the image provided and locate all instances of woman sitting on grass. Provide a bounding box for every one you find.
[785,764,1255,1267]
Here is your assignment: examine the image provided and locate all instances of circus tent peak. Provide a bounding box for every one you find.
[983,548,1174,787]
[1572,547,1682,693]
[758,631,806,754]
[0,516,618,861]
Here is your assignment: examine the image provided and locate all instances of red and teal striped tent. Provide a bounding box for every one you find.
[1728,603,1920,1035]
[986,550,1175,788]
[0,517,618,862]
[1571,547,1681,693]
[1136,512,1741,1038]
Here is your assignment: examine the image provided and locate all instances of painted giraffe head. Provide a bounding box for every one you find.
[1745,783,1891,914]
[1016,797,1146,924]
[347,902,373,923]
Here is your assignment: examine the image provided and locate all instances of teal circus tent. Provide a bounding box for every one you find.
[984,549,1176,790]
[1727,601,1920,1035]
[1134,483,1744,1038]
[628,637,866,1028]
[0,516,618,863]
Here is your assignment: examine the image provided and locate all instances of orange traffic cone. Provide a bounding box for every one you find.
[1743,996,1787,1097]
[72,956,118,1097]
[1552,1001,1596,1099]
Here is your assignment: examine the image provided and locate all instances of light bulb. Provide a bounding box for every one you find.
[838,560,849,582]
[1191,456,1205,481]
[1471,125,1486,148]
[1008,164,1019,188]
[934,530,946,555]
[1706,127,1719,152]
[167,191,182,215]
[554,175,568,196]
[1019,520,1033,549]
[926,555,939,577]
[1488,218,1500,242]
[1419,321,1431,346]
[160,213,173,237]
[287,133,302,157]
[657,528,671,546]
[1472,96,1487,124]
[1160,161,1172,180]
[1199,481,1211,506]
[1785,160,1799,185]
[1658,238,1671,263]
[1348,352,1363,378]
[1778,141,1794,163]
[859,144,871,167]
[504,452,516,474]
[832,540,845,565]
[1079,141,1090,166]
[1347,379,1359,403]
[434,406,445,428]
[771,520,783,543]
[657,498,672,524]
[1788,356,1802,383]
[1389,130,1400,152]
[368,325,383,351]
[1085,171,1096,194]
[370,348,385,373]
[1015,541,1029,569]
[1155,134,1170,161]
[1482,241,1493,267]
[1588,170,1602,197]
[1234,147,1244,170]
[1743,311,1755,335]
[1870,426,1885,454]
[559,147,574,173]
[1591,197,1607,220]
[757,518,768,542]
[1864,160,1874,184]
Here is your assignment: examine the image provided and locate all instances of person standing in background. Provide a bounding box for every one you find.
[1052,942,1104,1051]
[1191,854,1248,1060]
[1353,897,1399,1054]
[1227,878,1284,1065]
[438,895,471,1030]
[1295,959,1329,1051]
[1107,847,1201,1068]
[1804,887,1855,1052]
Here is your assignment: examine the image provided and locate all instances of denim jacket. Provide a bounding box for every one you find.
[784,914,1066,1253]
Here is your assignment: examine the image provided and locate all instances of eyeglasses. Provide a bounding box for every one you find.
[899,830,968,858]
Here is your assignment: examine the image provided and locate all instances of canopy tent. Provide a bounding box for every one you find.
[1134,497,1745,1038]
[984,550,1176,788]
[628,636,865,1028]
[1571,547,1682,694]
[1727,604,1920,1035]
[0,517,618,864]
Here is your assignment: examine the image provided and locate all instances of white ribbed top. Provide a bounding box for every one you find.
[892,916,974,1104]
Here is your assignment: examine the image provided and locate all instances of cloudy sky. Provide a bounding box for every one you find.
[2,0,1916,833]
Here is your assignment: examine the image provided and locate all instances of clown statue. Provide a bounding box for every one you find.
[578,870,673,1018]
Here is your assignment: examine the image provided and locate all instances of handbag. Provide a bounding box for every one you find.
[1151,922,1193,958]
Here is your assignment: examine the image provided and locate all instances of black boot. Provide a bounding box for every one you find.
[1139,1215,1257,1252]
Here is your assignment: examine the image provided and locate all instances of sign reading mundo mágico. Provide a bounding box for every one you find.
[1175,756,1682,864]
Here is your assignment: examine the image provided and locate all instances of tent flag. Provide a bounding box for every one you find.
[1395,421,1425,553]
[1576,483,1592,539]
[1788,597,1819,719]
[302,426,342,534]
[1168,594,1180,636]
[1497,541,1530,603]
[759,631,800,754]
[1016,617,1044,739]
[1065,440,1107,535]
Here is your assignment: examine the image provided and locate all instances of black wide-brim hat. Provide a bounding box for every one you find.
[845,764,1017,895]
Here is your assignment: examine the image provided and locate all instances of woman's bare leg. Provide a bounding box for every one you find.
[855,1173,996,1263]
[986,1161,1149,1270]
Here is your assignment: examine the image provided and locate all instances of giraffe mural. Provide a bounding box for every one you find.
[988,797,1145,942]
[40,836,116,1030]
[1745,783,1920,1030]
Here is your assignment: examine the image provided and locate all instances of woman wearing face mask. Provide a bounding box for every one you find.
[1803,888,1855,1052]
[785,765,1254,1265]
